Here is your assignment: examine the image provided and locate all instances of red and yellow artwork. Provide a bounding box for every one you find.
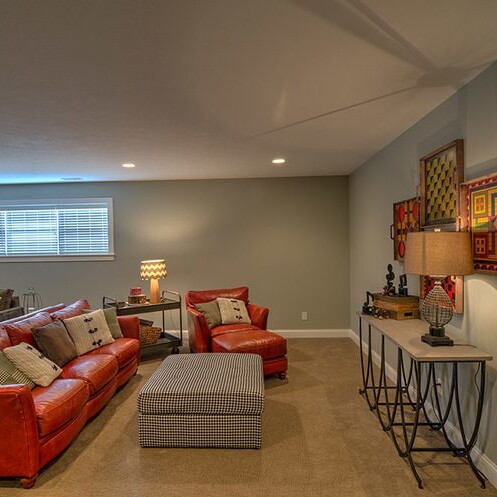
[464,174,497,273]
[392,198,420,260]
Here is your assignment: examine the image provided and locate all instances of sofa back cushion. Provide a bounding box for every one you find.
[4,312,53,347]
[0,303,66,328]
[51,299,90,320]
[0,330,12,351]
[186,286,249,306]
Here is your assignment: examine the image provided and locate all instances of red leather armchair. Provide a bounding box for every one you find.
[185,286,287,378]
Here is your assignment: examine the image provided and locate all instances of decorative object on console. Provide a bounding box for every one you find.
[140,259,167,304]
[461,172,497,273]
[383,264,396,295]
[391,197,420,260]
[21,287,42,313]
[420,275,463,314]
[405,231,473,346]
[362,291,374,315]
[398,274,408,296]
[372,293,419,320]
[420,139,464,228]
[128,294,147,305]
[130,287,142,296]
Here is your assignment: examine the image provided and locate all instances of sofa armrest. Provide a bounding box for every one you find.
[187,308,211,353]
[247,303,269,330]
[0,384,39,478]
[117,315,140,340]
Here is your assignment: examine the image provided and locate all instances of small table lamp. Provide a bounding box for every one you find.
[140,259,167,304]
[404,231,473,346]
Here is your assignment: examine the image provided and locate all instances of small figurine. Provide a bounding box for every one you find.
[362,291,374,314]
[398,274,408,296]
[383,263,396,296]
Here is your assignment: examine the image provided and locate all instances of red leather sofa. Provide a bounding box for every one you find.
[185,286,287,378]
[0,300,140,489]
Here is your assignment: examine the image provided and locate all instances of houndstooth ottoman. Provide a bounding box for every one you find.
[138,353,265,448]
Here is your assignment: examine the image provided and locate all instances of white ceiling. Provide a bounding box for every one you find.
[1,0,497,184]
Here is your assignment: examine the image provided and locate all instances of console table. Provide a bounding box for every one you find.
[358,313,492,489]
[103,291,183,354]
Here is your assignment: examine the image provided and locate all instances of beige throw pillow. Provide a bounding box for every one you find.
[216,298,251,325]
[64,309,115,356]
[82,308,123,338]
[4,343,61,387]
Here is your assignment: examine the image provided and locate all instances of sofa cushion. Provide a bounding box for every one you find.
[0,330,11,351]
[32,378,89,437]
[186,286,249,305]
[211,330,287,360]
[82,308,123,338]
[61,354,118,395]
[210,323,260,338]
[51,299,90,320]
[0,289,13,311]
[217,298,251,325]
[4,343,62,387]
[4,312,52,347]
[194,300,222,329]
[32,320,78,367]
[63,310,115,356]
[88,338,140,369]
[0,350,36,388]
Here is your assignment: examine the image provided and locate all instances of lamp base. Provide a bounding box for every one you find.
[421,333,454,347]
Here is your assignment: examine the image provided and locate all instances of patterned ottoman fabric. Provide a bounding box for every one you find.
[138,353,264,448]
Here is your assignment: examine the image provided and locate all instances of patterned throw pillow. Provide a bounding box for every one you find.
[0,289,13,311]
[216,298,251,325]
[3,343,61,387]
[0,351,36,389]
[194,300,222,329]
[63,309,115,356]
[82,308,123,338]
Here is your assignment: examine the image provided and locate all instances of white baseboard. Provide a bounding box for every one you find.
[349,329,497,489]
[275,329,352,338]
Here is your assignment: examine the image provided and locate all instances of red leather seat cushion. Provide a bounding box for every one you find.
[211,330,287,360]
[88,338,140,368]
[62,354,118,395]
[210,324,260,338]
[32,379,89,437]
[4,312,52,347]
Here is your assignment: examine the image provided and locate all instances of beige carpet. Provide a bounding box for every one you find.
[1,338,495,496]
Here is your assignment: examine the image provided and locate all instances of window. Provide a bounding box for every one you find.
[0,198,114,261]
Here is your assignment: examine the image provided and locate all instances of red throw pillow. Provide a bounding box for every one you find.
[50,299,91,320]
[4,312,52,347]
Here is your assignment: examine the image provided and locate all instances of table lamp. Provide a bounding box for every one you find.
[140,259,167,304]
[404,231,473,346]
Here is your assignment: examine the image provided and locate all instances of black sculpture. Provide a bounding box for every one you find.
[383,264,396,296]
[398,274,408,296]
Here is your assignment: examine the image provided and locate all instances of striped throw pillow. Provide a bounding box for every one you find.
[0,351,36,389]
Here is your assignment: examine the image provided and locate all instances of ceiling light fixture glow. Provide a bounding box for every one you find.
[122,163,136,168]
[271,158,286,165]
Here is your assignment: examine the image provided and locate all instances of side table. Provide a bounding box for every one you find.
[103,290,183,354]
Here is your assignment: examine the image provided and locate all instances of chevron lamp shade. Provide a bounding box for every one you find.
[140,259,167,280]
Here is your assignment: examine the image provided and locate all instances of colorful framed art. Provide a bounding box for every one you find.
[420,139,464,228]
[461,173,497,273]
[391,197,420,260]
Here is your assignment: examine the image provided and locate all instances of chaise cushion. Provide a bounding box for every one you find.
[210,324,260,338]
[61,354,118,395]
[4,312,52,347]
[32,379,89,437]
[211,330,287,360]
[88,338,140,368]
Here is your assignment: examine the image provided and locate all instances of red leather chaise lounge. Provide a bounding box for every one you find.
[185,286,287,378]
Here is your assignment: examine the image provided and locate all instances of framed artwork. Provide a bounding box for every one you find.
[461,173,497,273]
[420,139,464,228]
[391,197,420,260]
[420,275,464,314]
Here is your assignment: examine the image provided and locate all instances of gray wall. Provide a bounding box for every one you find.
[349,63,497,463]
[0,176,349,330]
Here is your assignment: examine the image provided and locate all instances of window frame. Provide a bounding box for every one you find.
[0,198,115,262]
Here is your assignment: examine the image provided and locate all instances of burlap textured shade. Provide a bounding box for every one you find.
[404,232,473,277]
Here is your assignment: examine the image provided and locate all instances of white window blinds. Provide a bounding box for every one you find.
[0,199,114,260]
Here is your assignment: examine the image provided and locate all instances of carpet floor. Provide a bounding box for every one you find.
[1,338,495,496]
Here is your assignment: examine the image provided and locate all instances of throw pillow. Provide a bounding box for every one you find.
[32,320,78,367]
[0,351,36,389]
[50,299,91,320]
[82,308,123,338]
[194,300,222,329]
[4,312,53,347]
[216,298,251,325]
[4,343,61,387]
[63,309,115,356]
[0,289,13,311]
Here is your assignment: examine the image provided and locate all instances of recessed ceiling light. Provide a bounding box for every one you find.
[271,158,286,165]
[122,163,136,168]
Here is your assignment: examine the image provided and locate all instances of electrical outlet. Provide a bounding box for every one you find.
[301,311,308,321]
